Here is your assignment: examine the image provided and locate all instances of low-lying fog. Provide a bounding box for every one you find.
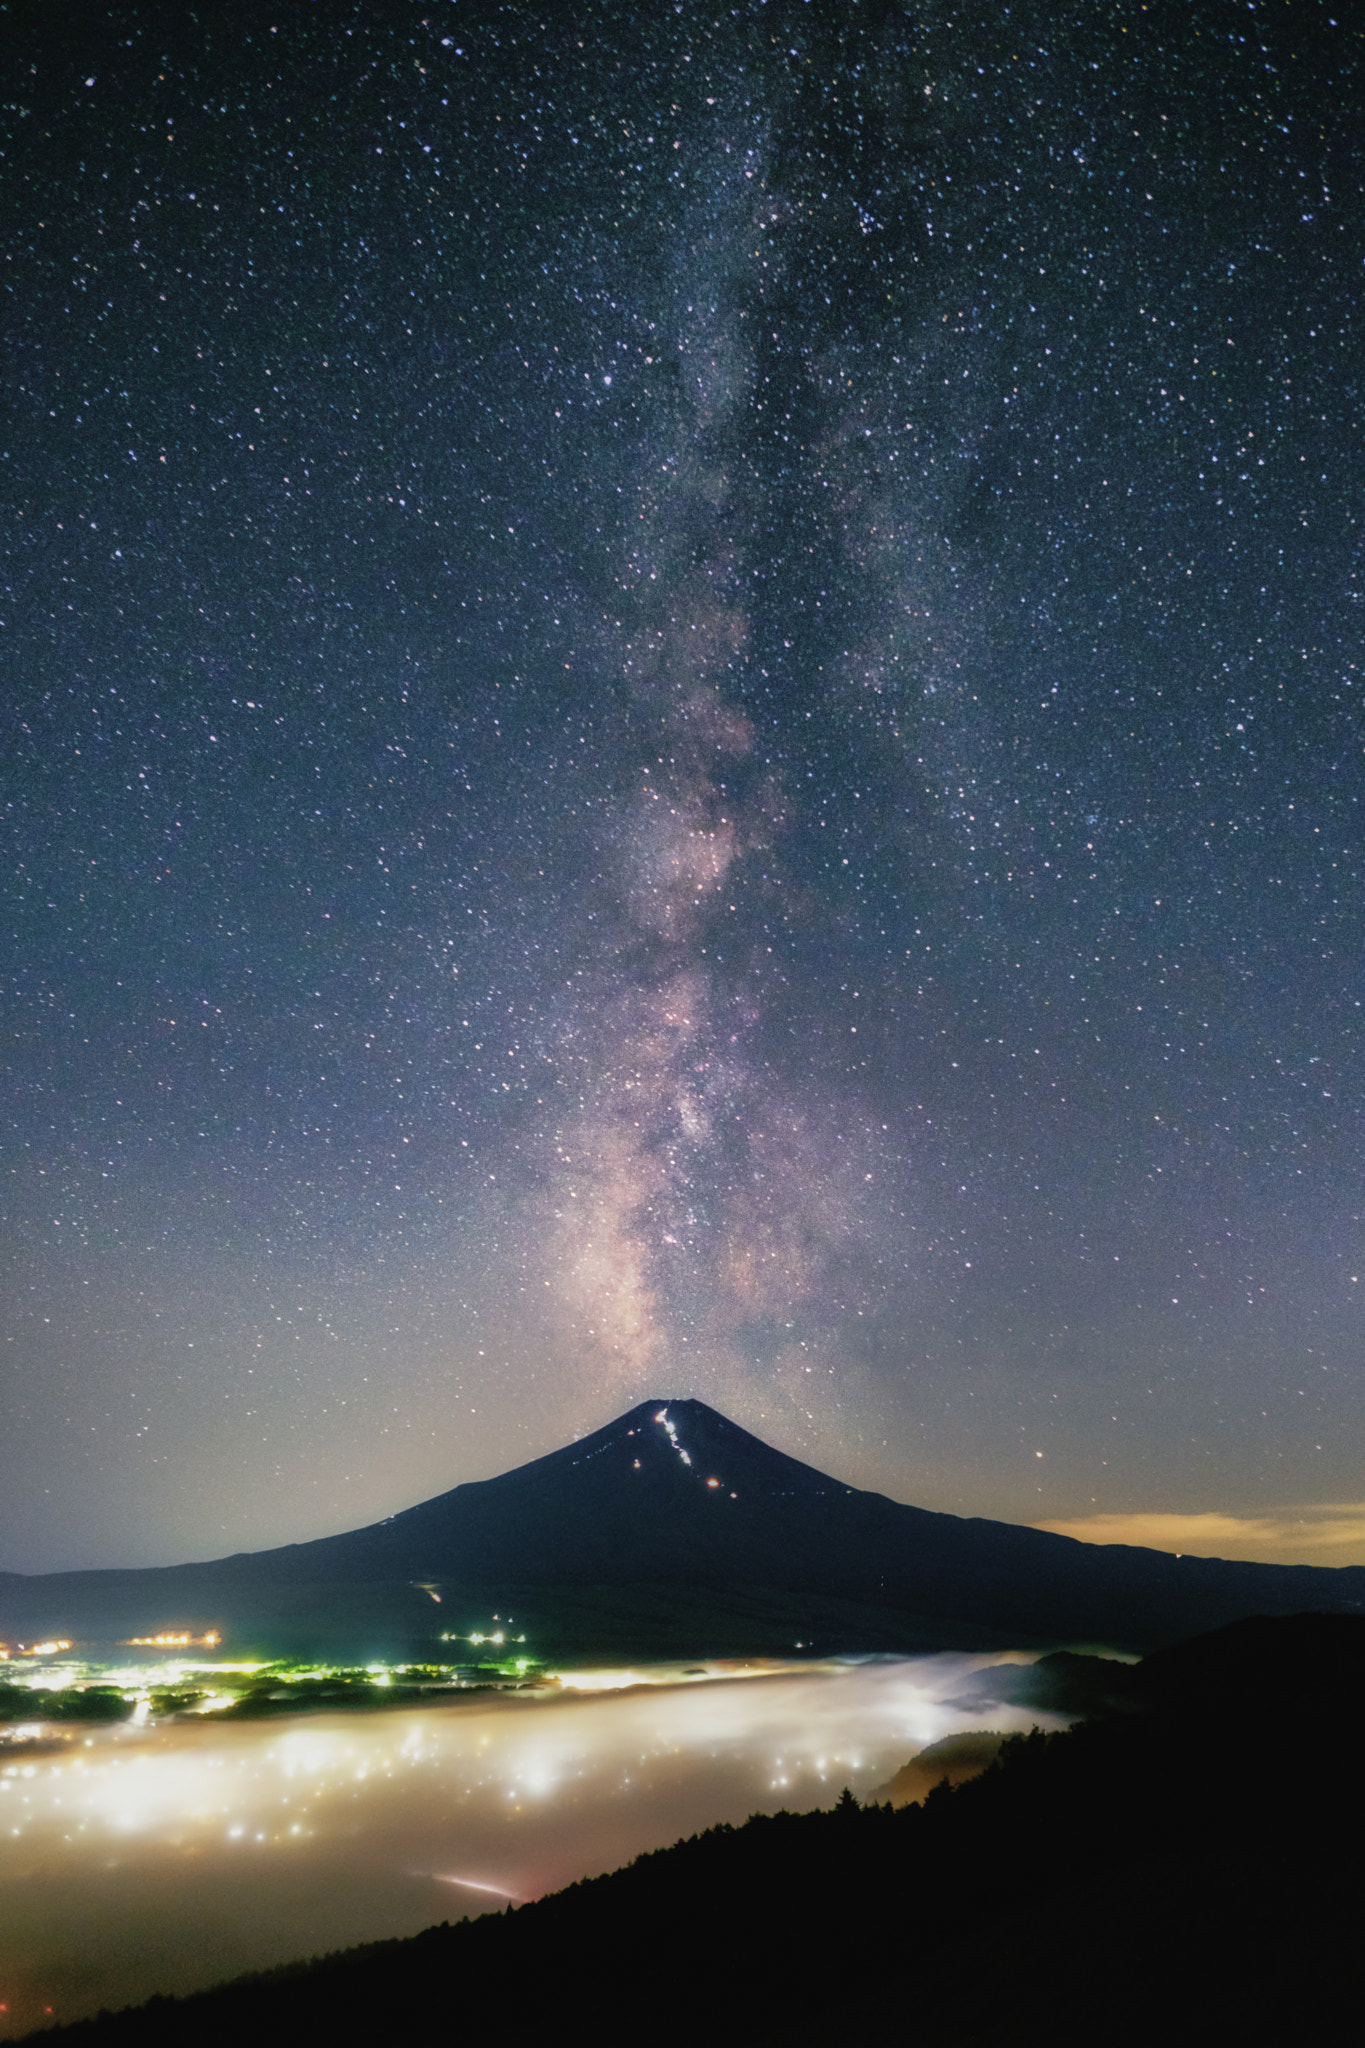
[0,1655,1064,2034]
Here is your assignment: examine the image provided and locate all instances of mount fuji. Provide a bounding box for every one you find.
[3,1399,1361,1657]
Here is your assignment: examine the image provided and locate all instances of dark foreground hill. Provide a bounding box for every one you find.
[3,1399,1363,1656]
[29,1613,1365,2048]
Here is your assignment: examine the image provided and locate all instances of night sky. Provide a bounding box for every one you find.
[4,0,1362,1576]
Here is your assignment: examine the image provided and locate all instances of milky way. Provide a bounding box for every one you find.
[3,2,1363,1571]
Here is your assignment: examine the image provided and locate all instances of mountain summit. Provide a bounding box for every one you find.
[3,1399,1362,1657]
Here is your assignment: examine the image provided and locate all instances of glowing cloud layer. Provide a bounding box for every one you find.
[0,1656,1059,2034]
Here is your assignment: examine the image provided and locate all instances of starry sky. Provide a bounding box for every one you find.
[3,0,1363,1575]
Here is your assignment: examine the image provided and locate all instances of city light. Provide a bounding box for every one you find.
[124,1631,222,1649]
[0,1651,1063,2035]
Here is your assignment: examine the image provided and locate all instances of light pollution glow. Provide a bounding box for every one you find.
[0,1654,1062,2034]
[1034,1503,1365,1570]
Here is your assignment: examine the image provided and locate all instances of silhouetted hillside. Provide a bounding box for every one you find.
[31,1613,1365,2047]
[4,1401,1363,1656]
[872,1726,1006,1804]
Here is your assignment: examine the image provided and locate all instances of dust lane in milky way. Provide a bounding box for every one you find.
[2,1,1363,1571]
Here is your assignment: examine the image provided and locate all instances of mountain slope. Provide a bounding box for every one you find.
[2,1399,1362,1654]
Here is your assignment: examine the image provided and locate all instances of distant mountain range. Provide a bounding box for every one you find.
[3,1398,1362,1657]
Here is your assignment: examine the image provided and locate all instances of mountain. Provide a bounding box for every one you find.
[3,1398,1362,1656]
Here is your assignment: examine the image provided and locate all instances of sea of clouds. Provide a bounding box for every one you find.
[0,1654,1062,2033]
